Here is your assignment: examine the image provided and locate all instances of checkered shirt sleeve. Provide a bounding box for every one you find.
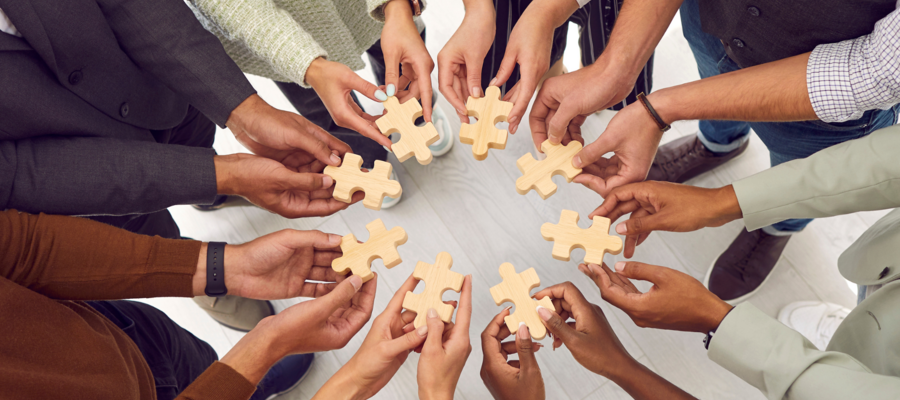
[807,6,900,123]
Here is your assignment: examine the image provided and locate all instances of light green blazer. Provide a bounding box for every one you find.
[709,124,900,399]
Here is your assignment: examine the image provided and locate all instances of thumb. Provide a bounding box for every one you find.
[284,171,333,192]
[311,275,363,319]
[617,213,666,237]
[384,323,429,356]
[547,102,579,145]
[465,56,484,98]
[515,322,540,374]
[615,261,667,286]
[572,136,612,169]
[537,306,577,344]
[280,230,343,250]
[347,73,381,103]
[423,308,446,351]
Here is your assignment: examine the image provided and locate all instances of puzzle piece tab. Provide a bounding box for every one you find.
[376,96,440,165]
[324,153,402,211]
[460,86,513,161]
[332,219,408,282]
[541,209,623,265]
[489,263,555,340]
[516,140,583,199]
[402,252,464,328]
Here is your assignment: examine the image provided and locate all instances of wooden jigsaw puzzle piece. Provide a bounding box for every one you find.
[489,262,555,340]
[460,86,512,161]
[324,153,402,211]
[376,96,440,165]
[331,219,408,282]
[541,210,623,264]
[515,140,583,199]
[402,252,464,328]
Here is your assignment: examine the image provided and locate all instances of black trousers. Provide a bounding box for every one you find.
[87,105,217,239]
[87,300,218,400]
[486,0,654,110]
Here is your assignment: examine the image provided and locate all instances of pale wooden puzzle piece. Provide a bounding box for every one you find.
[323,153,402,211]
[376,96,440,165]
[460,86,513,161]
[402,252,464,328]
[516,140,583,199]
[489,263,555,340]
[541,209,623,264]
[332,219,408,282]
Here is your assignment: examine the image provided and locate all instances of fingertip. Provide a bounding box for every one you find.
[417,324,428,337]
[489,77,498,87]
[615,261,626,273]
[572,155,582,169]
[616,223,627,234]
[349,275,363,291]
[327,233,342,246]
[330,153,342,166]
[323,175,334,188]
[517,322,530,340]
[386,84,396,97]
[537,306,552,321]
[375,89,388,102]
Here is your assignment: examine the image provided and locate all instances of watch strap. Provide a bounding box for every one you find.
[205,242,228,297]
[408,0,422,16]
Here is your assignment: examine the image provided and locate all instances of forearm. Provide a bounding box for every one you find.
[0,210,199,299]
[594,0,683,77]
[651,52,816,123]
[312,367,369,400]
[609,359,697,400]
[523,0,579,29]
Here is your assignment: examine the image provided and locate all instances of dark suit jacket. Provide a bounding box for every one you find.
[0,0,256,216]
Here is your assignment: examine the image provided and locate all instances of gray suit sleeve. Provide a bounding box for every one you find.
[0,137,217,216]
[97,0,257,126]
[734,124,900,230]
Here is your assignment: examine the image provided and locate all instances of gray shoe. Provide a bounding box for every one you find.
[193,295,274,332]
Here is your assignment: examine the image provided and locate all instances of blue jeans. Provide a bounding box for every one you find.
[680,0,899,232]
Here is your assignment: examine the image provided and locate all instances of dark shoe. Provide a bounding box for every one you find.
[250,354,315,400]
[193,295,274,332]
[647,134,748,183]
[704,229,791,304]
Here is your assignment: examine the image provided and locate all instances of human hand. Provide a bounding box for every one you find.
[583,262,732,333]
[306,58,391,147]
[570,102,664,196]
[417,275,473,400]
[590,182,742,257]
[220,274,375,383]
[437,2,496,122]
[226,94,351,167]
[532,281,634,378]
[480,308,545,400]
[381,0,435,121]
[214,153,363,218]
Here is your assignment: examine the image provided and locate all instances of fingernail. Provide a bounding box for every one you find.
[323,175,334,188]
[537,306,552,321]
[417,324,429,336]
[330,154,342,165]
[616,223,627,234]
[615,261,626,273]
[472,87,481,98]
[504,306,512,312]
[508,115,518,124]
[572,155,582,168]
[427,308,438,319]
[375,90,388,101]
[349,275,362,291]
[457,108,467,116]
[328,234,342,246]
[517,322,530,339]
[510,123,519,134]
[489,78,498,87]
[387,84,396,97]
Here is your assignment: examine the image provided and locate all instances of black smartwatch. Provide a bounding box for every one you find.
[204,242,228,297]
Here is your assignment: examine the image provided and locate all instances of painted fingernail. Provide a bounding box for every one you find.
[387,84,396,97]
[537,306,552,321]
[417,324,429,336]
[615,261,626,273]
[323,175,334,188]
[489,78,498,87]
[330,154,342,165]
[349,275,363,291]
[504,305,513,312]
[427,308,438,319]
[517,322,530,339]
[472,87,481,98]
[616,223,627,234]
[572,155,582,168]
[375,89,388,101]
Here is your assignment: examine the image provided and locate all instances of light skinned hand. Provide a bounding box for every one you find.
[590,182,743,257]
[437,2,496,122]
[417,275,473,400]
[381,0,435,122]
[571,102,664,196]
[584,262,733,333]
[226,94,350,167]
[480,308,545,400]
[532,281,634,378]
[214,153,363,218]
[306,58,392,148]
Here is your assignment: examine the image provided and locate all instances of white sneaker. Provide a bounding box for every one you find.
[777,301,850,350]
[426,105,454,157]
[380,170,402,209]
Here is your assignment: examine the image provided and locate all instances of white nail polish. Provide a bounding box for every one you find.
[374,90,387,102]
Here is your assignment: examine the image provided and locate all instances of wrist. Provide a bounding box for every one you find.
[713,185,743,224]
[213,154,243,196]
[463,0,495,16]
[305,57,327,89]
[225,94,264,133]
[700,301,734,334]
[319,366,369,400]
[419,387,454,400]
[384,0,413,21]
[526,0,578,28]
[219,327,282,385]
[602,354,644,383]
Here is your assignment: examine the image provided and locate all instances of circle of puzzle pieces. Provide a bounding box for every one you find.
[376,96,440,165]
[332,219,408,282]
[489,262,555,340]
[324,153,402,211]
[541,209,623,265]
[516,140,583,200]
[460,86,513,161]
[402,252,465,328]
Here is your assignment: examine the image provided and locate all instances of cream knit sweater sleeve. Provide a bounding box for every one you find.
[191,0,327,86]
